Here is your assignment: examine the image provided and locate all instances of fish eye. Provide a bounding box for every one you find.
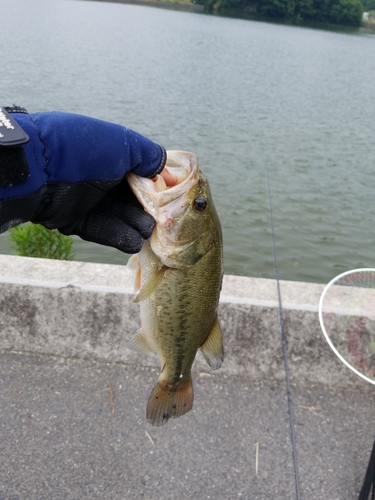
[193,196,207,212]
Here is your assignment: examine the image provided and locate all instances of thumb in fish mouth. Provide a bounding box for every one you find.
[146,375,194,426]
[153,167,179,188]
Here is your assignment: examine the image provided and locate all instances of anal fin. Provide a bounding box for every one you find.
[126,329,153,353]
[199,317,224,370]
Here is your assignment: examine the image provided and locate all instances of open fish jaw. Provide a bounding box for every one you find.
[126,151,199,218]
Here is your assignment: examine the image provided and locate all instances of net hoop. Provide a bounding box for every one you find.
[318,268,375,386]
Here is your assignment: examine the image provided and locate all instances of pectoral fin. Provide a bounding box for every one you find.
[126,329,153,353]
[135,266,167,303]
[200,317,224,370]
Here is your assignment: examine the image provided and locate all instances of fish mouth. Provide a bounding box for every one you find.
[126,151,199,219]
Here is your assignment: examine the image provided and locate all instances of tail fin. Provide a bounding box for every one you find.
[146,376,194,427]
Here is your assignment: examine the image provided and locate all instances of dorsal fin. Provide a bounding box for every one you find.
[199,317,224,370]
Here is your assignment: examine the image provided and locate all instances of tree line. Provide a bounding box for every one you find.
[195,0,371,27]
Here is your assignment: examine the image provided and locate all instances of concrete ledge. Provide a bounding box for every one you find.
[0,255,359,387]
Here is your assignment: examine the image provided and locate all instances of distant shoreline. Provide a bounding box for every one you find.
[80,0,375,31]
[82,0,204,13]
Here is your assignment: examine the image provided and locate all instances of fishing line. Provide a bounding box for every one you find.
[265,166,302,500]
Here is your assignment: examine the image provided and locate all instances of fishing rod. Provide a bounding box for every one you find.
[319,269,375,499]
[265,166,302,500]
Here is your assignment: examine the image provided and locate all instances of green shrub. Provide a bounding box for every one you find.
[363,0,375,11]
[330,0,363,26]
[8,223,74,260]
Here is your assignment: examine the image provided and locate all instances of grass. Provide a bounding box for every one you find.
[8,223,75,261]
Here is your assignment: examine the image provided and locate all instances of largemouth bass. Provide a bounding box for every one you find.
[126,151,223,426]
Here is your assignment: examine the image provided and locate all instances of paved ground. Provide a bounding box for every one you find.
[0,351,374,500]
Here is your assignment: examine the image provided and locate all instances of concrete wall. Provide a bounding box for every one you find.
[0,255,360,387]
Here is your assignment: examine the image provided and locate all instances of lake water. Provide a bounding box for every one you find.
[1,0,375,283]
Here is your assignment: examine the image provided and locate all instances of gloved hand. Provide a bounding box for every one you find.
[0,109,166,253]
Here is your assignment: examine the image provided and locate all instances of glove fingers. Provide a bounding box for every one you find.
[111,203,155,240]
[92,181,156,239]
[62,212,145,254]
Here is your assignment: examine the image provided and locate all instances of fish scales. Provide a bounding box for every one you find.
[140,241,222,380]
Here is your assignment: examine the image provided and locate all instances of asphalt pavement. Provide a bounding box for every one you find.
[1,350,374,500]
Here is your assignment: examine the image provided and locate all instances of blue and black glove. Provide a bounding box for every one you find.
[0,107,166,253]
